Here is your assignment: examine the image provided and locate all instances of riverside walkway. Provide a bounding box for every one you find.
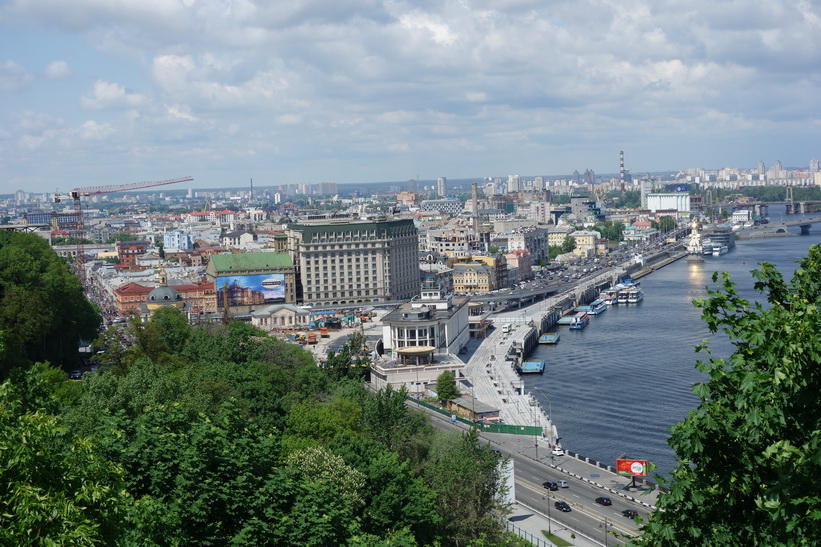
[461,267,632,449]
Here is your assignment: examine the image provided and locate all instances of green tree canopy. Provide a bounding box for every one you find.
[0,232,100,376]
[0,364,129,545]
[435,370,459,405]
[560,235,577,254]
[637,245,821,545]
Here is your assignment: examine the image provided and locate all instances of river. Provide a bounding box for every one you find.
[529,217,821,478]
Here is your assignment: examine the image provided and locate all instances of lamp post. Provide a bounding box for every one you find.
[534,386,554,445]
[546,492,552,534]
[600,518,610,547]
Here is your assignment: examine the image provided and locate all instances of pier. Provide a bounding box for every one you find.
[461,266,633,448]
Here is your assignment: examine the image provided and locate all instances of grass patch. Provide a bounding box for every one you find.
[541,530,572,547]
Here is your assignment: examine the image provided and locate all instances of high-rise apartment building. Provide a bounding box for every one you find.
[437,177,447,197]
[286,217,420,306]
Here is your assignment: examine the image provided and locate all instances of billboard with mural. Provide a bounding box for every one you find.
[216,273,285,306]
[616,459,649,477]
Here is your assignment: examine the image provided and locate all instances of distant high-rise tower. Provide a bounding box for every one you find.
[757,161,766,175]
[508,175,521,193]
[620,151,625,194]
[437,177,447,197]
[811,158,820,174]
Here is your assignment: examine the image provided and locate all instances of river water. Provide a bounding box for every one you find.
[529,217,821,478]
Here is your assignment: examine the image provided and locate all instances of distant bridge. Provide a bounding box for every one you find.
[784,215,821,235]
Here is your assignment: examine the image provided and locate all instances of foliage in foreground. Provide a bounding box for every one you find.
[1,314,510,546]
[635,245,821,545]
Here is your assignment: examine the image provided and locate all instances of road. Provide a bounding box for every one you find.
[415,398,648,546]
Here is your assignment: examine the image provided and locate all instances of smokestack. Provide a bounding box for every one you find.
[471,182,479,234]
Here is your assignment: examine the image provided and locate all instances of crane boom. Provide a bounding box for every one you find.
[54,176,193,292]
[73,176,194,197]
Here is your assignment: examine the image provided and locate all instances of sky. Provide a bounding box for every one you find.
[1,0,819,195]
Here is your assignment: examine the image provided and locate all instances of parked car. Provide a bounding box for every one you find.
[622,509,639,518]
[551,447,565,456]
[554,500,572,512]
[595,496,612,506]
[542,481,559,491]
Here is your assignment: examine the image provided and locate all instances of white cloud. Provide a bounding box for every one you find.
[80,80,146,110]
[45,60,70,79]
[0,0,819,192]
[0,60,33,92]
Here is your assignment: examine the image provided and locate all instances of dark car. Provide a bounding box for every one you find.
[491,449,502,457]
[622,509,639,518]
[69,370,82,380]
[554,500,571,512]
[595,496,612,506]
[543,481,559,491]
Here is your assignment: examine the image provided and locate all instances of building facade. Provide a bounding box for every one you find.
[206,251,296,314]
[286,217,420,306]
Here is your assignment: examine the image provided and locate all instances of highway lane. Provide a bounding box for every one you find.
[416,399,649,545]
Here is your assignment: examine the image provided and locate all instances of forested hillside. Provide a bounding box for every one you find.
[0,233,513,546]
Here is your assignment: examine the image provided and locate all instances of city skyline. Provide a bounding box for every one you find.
[1,0,819,195]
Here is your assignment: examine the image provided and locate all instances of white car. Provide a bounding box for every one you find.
[551,447,565,456]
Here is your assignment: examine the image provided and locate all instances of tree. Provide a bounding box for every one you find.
[424,428,510,545]
[651,217,676,234]
[636,246,821,545]
[560,235,576,254]
[0,232,100,376]
[435,371,459,405]
[0,365,129,545]
[600,221,625,242]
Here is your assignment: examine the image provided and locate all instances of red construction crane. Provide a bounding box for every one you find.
[54,176,194,290]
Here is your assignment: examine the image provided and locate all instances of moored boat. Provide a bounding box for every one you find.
[627,288,644,304]
[588,299,609,315]
[539,332,560,344]
[569,311,590,330]
[712,243,728,256]
[517,360,546,374]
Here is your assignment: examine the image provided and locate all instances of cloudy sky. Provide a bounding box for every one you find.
[1,0,819,194]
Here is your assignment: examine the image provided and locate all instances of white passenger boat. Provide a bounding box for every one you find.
[627,288,644,304]
[712,243,728,256]
[588,299,609,315]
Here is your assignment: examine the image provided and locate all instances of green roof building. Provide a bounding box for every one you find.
[206,251,296,313]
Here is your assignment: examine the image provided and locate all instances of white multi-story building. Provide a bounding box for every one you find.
[437,177,447,197]
[163,229,195,251]
[646,193,691,213]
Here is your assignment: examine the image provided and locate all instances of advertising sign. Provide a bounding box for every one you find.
[216,273,286,306]
[616,459,649,477]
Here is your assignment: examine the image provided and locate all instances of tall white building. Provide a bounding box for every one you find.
[437,177,447,197]
[646,193,691,213]
[508,175,521,193]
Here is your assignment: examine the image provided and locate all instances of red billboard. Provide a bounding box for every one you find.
[616,459,648,477]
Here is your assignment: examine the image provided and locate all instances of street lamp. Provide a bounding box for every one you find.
[534,386,554,445]
[600,518,610,547]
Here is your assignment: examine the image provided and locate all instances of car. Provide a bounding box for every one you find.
[69,370,82,380]
[595,497,612,506]
[557,480,569,488]
[542,481,559,491]
[551,447,565,456]
[622,509,639,518]
[491,449,502,457]
[554,500,571,512]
